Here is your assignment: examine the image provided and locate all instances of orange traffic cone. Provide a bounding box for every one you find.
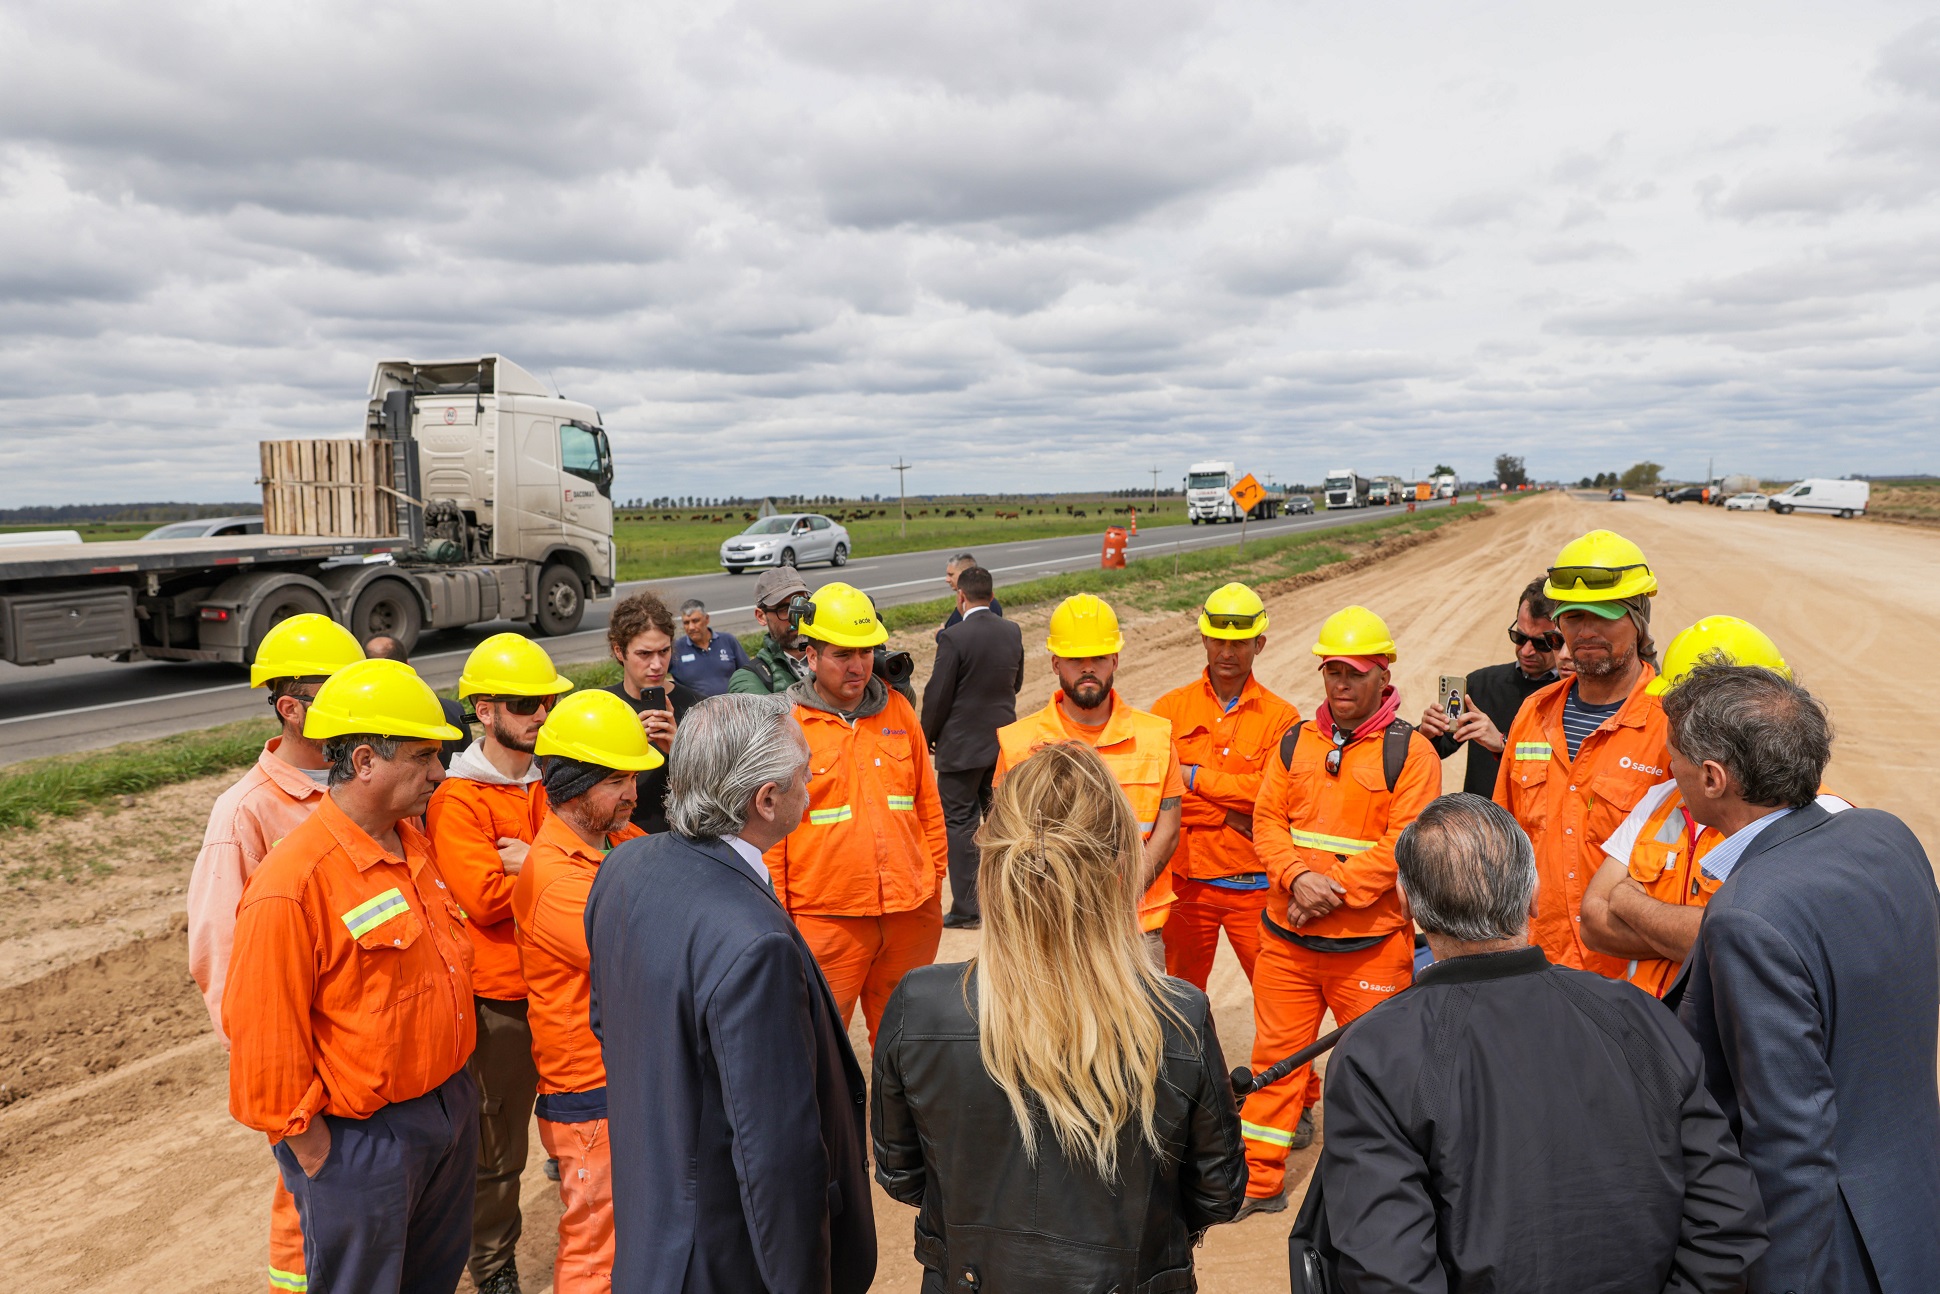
[1101,525,1128,569]
[1128,508,1138,536]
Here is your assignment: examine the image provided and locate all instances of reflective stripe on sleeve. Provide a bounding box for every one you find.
[809,805,854,826]
[1289,828,1377,855]
[1241,1118,1294,1148]
[268,1267,307,1292]
[340,888,408,939]
[886,795,916,811]
[1514,742,1552,761]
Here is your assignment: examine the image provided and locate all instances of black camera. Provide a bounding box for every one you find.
[875,647,914,687]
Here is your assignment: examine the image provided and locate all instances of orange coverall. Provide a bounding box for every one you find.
[1493,669,1670,978]
[995,692,1186,933]
[1605,783,1722,997]
[1150,673,1301,988]
[512,811,645,1294]
[1243,716,1439,1199]
[186,737,326,1293]
[764,687,948,1043]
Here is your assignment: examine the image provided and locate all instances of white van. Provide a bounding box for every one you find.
[1769,478,1870,518]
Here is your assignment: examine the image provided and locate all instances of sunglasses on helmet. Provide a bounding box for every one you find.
[1203,610,1263,631]
[1545,562,1650,590]
[1508,625,1566,651]
[483,693,558,716]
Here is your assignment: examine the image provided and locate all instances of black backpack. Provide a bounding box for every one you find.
[1279,718,1415,792]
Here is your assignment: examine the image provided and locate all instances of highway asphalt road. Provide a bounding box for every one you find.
[0,500,1451,764]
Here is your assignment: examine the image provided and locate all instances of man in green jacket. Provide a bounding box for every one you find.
[728,568,812,695]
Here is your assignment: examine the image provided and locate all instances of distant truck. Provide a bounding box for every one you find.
[1709,473,1759,505]
[1323,469,1371,509]
[1432,473,1458,499]
[0,355,617,668]
[1367,478,1394,506]
[1768,478,1870,518]
[1186,461,1283,523]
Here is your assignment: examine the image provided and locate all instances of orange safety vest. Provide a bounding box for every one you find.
[996,692,1181,932]
[1150,672,1301,881]
[1494,667,1670,978]
[1619,785,1723,997]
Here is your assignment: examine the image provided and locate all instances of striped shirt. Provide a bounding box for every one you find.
[1560,684,1625,760]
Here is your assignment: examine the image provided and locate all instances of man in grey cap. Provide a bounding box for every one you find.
[729,567,814,696]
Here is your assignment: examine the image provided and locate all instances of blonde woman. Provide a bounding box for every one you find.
[872,742,1247,1291]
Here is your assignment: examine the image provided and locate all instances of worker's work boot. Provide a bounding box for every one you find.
[1235,1191,1287,1221]
[1290,1108,1316,1150]
[477,1263,522,1294]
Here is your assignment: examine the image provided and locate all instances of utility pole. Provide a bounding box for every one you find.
[1149,466,1161,518]
[892,459,912,539]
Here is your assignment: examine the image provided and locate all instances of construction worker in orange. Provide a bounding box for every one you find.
[995,594,1184,959]
[511,690,660,1294]
[1151,583,1301,989]
[1493,530,1671,980]
[1238,605,1438,1218]
[764,582,948,1044]
[223,658,475,1293]
[188,613,363,1294]
[1579,616,1850,996]
[427,632,574,1294]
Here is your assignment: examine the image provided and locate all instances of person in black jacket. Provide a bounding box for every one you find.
[600,590,702,833]
[585,693,876,1294]
[1416,577,1561,794]
[920,565,1026,928]
[873,741,1246,1292]
[1320,793,1766,1293]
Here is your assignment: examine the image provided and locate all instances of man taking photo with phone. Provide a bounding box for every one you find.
[602,590,702,834]
[1417,578,1563,795]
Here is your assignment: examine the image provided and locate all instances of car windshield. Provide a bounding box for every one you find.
[741,517,795,535]
[143,521,209,539]
[1187,472,1228,489]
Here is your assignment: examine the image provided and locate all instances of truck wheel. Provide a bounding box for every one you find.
[1840,509,1853,519]
[831,543,848,567]
[245,587,330,666]
[531,564,585,636]
[350,580,422,655]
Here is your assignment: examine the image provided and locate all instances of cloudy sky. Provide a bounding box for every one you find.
[1,0,1935,505]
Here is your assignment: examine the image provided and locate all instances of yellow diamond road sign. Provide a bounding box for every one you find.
[1229,473,1265,514]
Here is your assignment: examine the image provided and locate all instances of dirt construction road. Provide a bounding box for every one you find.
[2,491,1934,1293]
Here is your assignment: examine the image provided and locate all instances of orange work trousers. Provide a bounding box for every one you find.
[795,897,944,1045]
[1242,927,1412,1199]
[269,1175,305,1292]
[537,1117,613,1294]
[1162,879,1268,988]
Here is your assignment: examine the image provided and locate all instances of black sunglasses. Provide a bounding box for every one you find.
[1508,625,1566,651]
[483,694,558,716]
[1204,611,1263,631]
[1545,562,1649,590]
[1324,729,1349,777]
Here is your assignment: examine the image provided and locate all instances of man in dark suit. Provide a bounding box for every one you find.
[584,693,876,1294]
[1667,663,1940,1294]
[920,565,1025,929]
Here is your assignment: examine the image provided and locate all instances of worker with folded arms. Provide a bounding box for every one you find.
[1580,616,1849,995]
[426,632,574,1294]
[1238,606,1438,1217]
[188,612,364,1294]
[765,581,949,1044]
[1151,583,1301,989]
[223,658,474,1294]
[1494,530,1672,979]
[996,594,1185,958]
[511,690,659,1294]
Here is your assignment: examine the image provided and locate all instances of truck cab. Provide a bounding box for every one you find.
[1187,461,1240,523]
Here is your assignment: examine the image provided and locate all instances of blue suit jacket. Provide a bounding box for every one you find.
[585,831,876,1294]
[1675,803,1940,1294]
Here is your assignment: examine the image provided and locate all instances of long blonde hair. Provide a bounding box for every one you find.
[972,741,1186,1180]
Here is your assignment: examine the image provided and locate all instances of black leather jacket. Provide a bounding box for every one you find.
[872,963,1247,1293]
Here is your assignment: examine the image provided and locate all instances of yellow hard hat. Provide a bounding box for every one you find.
[303,658,465,742]
[534,690,665,771]
[1312,605,1398,662]
[1199,583,1269,640]
[249,612,365,688]
[1646,616,1791,696]
[1544,530,1658,604]
[797,582,888,649]
[1046,593,1124,657]
[457,632,576,698]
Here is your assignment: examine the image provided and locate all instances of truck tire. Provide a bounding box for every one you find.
[349,579,422,655]
[245,587,330,666]
[531,564,586,636]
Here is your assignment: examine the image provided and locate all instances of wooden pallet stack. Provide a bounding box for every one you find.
[259,439,398,537]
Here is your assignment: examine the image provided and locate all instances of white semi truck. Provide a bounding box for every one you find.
[1186,461,1283,523]
[1433,473,1459,499]
[0,355,617,668]
[1323,469,1371,509]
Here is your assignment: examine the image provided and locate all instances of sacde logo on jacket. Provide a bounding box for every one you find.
[1618,755,1667,777]
[881,727,907,737]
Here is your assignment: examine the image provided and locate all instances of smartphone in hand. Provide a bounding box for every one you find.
[642,685,668,712]
[1437,675,1466,724]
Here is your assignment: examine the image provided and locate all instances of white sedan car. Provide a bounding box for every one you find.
[1724,492,1769,512]
[720,513,852,573]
